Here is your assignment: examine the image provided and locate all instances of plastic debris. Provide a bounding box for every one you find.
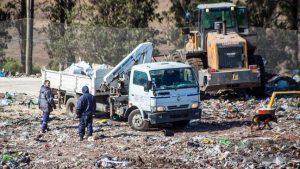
[75,160,82,166]
[265,76,299,96]
[202,138,214,144]
[95,119,108,124]
[94,155,132,168]
[218,139,231,145]
[2,155,13,161]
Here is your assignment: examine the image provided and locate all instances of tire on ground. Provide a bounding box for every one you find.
[128,109,149,131]
[66,97,77,118]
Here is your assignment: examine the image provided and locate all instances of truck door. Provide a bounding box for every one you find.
[129,70,151,111]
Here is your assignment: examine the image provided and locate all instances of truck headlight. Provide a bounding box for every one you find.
[191,102,199,109]
[151,106,166,112]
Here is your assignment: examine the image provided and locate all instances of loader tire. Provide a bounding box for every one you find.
[66,98,77,118]
[128,109,149,131]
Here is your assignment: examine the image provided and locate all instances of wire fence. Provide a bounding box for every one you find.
[0,19,299,74]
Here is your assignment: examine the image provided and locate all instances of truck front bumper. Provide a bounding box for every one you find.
[146,108,201,124]
[198,69,261,91]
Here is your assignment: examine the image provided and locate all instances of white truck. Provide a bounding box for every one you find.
[42,42,201,130]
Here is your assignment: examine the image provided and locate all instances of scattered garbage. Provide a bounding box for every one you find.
[0,78,299,168]
[1,99,11,106]
[202,138,214,144]
[75,160,82,166]
[94,155,132,168]
[265,75,299,96]
[292,69,300,83]
[295,115,300,124]
[0,92,39,108]
[2,155,13,161]
[1,152,31,168]
[218,138,231,145]
[0,70,6,77]
[112,114,121,121]
[95,119,108,124]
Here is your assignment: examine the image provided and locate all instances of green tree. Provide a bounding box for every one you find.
[38,0,77,69]
[41,0,162,68]
[0,8,11,63]
[88,0,161,28]
[238,0,298,29]
[4,0,28,72]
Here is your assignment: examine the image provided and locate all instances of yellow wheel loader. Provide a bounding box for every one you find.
[164,2,265,96]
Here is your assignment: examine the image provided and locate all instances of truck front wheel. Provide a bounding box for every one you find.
[128,109,149,131]
[66,98,77,118]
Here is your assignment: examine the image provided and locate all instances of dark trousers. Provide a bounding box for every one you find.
[42,111,50,131]
[79,115,93,138]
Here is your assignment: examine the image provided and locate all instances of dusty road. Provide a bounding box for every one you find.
[0,77,41,96]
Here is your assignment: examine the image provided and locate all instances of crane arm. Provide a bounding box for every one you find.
[103,42,153,85]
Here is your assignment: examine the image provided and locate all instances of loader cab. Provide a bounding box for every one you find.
[184,3,249,51]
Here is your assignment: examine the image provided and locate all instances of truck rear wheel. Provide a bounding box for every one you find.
[128,109,149,131]
[66,98,77,118]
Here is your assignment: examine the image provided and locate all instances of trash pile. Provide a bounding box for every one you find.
[62,61,112,77]
[0,92,38,107]
[265,75,300,96]
[0,90,299,168]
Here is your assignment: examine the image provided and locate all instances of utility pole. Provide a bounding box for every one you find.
[25,0,33,75]
[297,1,300,67]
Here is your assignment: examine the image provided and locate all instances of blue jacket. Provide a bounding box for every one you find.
[38,85,55,112]
[76,86,96,116]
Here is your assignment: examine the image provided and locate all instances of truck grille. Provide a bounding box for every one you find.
[218,45,244,69]
[168,104,189,110]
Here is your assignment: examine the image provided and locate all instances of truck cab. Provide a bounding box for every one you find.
[127,62,201,130]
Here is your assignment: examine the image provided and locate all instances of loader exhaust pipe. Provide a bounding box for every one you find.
[222,20,227,35]
[217,23,222,34]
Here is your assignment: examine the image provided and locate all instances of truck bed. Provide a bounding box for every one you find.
[41,68,111,96]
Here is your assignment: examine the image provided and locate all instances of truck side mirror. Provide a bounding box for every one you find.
[144,81,152,91]
[182,27,190,35]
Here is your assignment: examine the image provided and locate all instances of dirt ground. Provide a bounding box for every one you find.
[0,78,300,169]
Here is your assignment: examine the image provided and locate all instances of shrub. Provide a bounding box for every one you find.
[32,65,41,74]
[1,58,21,73]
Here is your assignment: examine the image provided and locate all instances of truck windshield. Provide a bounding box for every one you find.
[203,8,236,29]
[150,68,198,90]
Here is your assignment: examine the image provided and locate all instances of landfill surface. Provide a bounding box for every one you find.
[1,81,300,168]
